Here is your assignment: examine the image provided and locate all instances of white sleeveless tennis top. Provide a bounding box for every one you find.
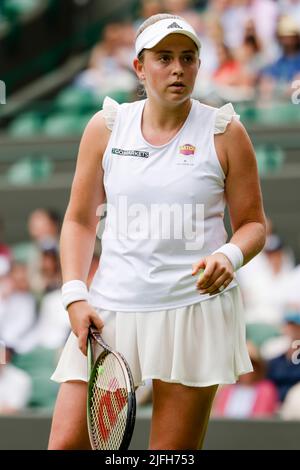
[88,97,239,312]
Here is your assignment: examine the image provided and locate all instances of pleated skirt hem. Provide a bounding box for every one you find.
[51,285,253,388]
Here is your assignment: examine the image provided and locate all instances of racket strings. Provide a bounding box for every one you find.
[89,352,129,450]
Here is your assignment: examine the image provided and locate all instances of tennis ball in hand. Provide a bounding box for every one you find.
[198,268,205,281]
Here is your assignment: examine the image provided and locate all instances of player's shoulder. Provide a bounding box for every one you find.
[81,110,111,149]
[192,100,243,137]
[86,110,109,133]
[81,97,140,152]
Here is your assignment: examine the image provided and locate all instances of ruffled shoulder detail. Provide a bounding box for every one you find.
[214,103,240,134]
[102,96,120,131]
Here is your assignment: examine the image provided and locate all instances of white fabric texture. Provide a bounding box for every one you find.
[212,242,244,271]
[90,97,239,312]
[135,18,201,56]
[51,285,253,387]
[214,103,240,134]
[102,98,239,135]
[52,98,251,387]
[102,96,119,131]
[61,280,88,310]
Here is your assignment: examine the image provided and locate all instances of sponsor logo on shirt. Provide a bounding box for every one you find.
[112,148,149,158]
[179,144,196,156]
[176,144,196,166]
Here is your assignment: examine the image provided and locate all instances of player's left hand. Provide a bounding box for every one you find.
[192,253,234,296]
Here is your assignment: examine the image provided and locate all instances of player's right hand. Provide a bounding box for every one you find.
[67,301,104,356]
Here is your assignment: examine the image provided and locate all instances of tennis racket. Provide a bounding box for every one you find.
[87,326,136,450]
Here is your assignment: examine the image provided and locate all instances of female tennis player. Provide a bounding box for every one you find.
[48,13,266,450]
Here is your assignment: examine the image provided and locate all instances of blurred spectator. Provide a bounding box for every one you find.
[280,382,300,419]
[210,0,278,52]
[213,43,244,86]
[31,250,99,351]
[26,208,61,296]
[213,341,279,418]
[192,15,222,100]
[212,41,256,101]
[216,0,250,50]
[0,347,32,414]
[279,0,300,29]
[40,241,62,294]
[266,312,300,403]
[75,22,137,96]
[237,232,294,327]
[134,0,164,29]
[162,0,201,27]
[236,19,266,75]
[34,290,70,350]
[0,263,36,354]
[0,218,11,273]
[258,15,300,101]
[28,208,60,244]
[245,0,279,55]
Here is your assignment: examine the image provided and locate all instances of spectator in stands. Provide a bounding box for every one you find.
[244,0,279,55]
[32,250,99,351]
[35,290,70,351]
[279,0,300,29]
[213,341,279,418]
[210,0,278,53]
[213,41,256,96]
[266,311,300,402]
[213,43,243,85]
[235,19,266,76]
[75,22,137,96]
[27,208,61,296]
[134,0,164,29]
[162,0,201,28]
[192,15,223,101]
[0,262,36,354]
[0,217,11,271]
[0,347,32,414]
[258,15,300,100]
[39,241,61,294]
[280,382,300,419]
[237,229,295,327]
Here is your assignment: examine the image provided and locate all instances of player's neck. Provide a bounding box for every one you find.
[143,97,192,132]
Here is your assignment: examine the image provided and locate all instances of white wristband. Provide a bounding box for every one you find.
[211,243,244,271]
[61,280,89,309]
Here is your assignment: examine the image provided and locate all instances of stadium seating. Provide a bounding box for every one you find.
[1,0,42,21]
[42,112,93,137]
[12,347,60,409]
[8,112,43,138]
[5,155,53,185]
[255,145,285,175]
[246,323,281,349]
[55,86,103,114]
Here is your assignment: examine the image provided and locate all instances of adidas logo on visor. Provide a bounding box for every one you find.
[167,22,183,29]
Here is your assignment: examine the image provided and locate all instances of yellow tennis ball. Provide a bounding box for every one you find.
[198,268,205,280]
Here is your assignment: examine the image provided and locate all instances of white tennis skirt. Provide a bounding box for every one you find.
[51,285,253,388]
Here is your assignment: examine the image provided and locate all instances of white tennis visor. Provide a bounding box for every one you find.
[135,18,201,57]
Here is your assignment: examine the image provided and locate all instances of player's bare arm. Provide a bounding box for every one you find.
[60,112,110,354]
[194,119,266,295]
